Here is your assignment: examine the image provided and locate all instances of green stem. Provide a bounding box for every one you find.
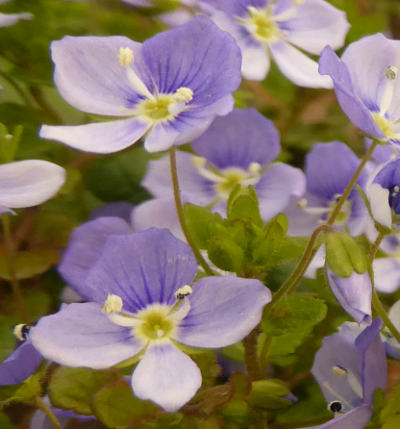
[243,327,262,381]
[0,69,33,107]
[267,139,379,308]
[369,233,400,343]
[259,334,272,371]
[326,139,379,226]
[169,148,214,276]
[1,214,28,321]
[35,397,62,429]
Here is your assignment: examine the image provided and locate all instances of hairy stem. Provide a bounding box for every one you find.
[1,214,28,321]
[169,148,214,275]
[35,397,62,429]
[243,327,262,381]
[370,233,400,343]
[267,139,379,307]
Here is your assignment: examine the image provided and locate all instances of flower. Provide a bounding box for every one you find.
[381,300,400,360]
[319,33,400,144]
[326,268,372,325]
[307,319,386,429]
[286,142,369,237]
[39,16,242,154]
[31,228,271,411]
[0,160,66,215]
[133,108,305,233]
[202,0,349,85]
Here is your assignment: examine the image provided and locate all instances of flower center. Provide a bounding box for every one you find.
[118,47,193,123]
[372,113,400,140]
[135,307,175,341]
[102,287,192,345]
[192,156,263,201]
[247,7,279,42]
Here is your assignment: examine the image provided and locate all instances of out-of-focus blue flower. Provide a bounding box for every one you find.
[381,300,400,360]
[201,0,348,85]
[0,0,32,27]
[0,160,66,215]
[133,108,305,234]
[306,319,386,429]
[286,142,369,238]
[326,268,372,325]
[39,17,242,154]
[31,229,271,411]
[319,34,400,145]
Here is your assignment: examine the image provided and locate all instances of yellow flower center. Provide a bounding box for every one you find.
[137,95,175,122]
[372,113,400,140]
[134,306,175,341]
[247,7,279,42]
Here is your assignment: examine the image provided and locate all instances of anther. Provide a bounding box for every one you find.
[175,285,193,300]
[13,324,31,341]
[173,87,194,104]
[332,365,347,378]
[118,47,134,68]
[248,162,262,176]
[192,155,207,169]
[385,66,398,81]
[328,401,343,413]
[102,294,123,314]
[297,198,307,209]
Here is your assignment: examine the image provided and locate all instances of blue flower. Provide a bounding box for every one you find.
[39,16,242,153]
[133,108,305,234]
[31,229,271,411]
[201,0,349,85]
[306,319,386,429]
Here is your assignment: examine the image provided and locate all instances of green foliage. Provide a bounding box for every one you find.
[325,231,369,277]
[262,295,327,363]
[0,123,21,163]
[92,380,157,428]
[248,379,291,410]
[48,367,121,415]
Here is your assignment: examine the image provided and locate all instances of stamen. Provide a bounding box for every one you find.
[126,68,154,100]
[13,324,31,341]
[249,162,262,176]
[332,365,347,378]
[102,294,123,314]
[173,87,193,104]
[297,198,307,209]
[392,185,400,197]
[322,382,353,409]
[386,66,398,81]
[174,285,193,300]
[328,401,343,414]
[192,155,207,169]
[118,47,134,68]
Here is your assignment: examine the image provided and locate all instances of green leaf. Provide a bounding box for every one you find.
[0,247,59,280]
[249,379,291,410]
[207,237,245,273]
[227,186,263,227]
[0,123,21,163]
[48,367,121,415]
[0,316,16,363]
[0,412,13,429]
[381,384,400,422]
[262,295,327,336]
[184,203,225,249]
[325,231,368,277]
[92,380,157,429]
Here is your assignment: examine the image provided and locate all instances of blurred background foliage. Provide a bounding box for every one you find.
[1,0,400,428]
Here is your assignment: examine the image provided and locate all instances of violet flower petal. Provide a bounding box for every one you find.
[192,108,280,169]
[326,268,372,325]
[40,118,149,154]
[58,217,133,297]
[270,40,333,89]
[131,343,201,412]
[84,229,197,311]
[176,276,271,348]
[0,160,65,210]
[373,258,400,293]
[0,342,43,385]
[30,303,143,369]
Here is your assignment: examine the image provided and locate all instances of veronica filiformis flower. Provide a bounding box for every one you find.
[201,0,349,85]
[31,229,271,411]
[306,319,386,429]
[0,160,66,215]
[286,142,369,238]
[319,34,400,144]
[133,108,305,234]
[39,17,241,154]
